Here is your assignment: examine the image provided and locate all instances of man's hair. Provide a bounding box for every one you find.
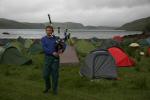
[45,25,54,32]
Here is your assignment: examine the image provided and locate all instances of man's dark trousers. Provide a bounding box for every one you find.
[43,55,59,94]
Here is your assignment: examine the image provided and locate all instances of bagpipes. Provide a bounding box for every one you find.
[48,14,67,52]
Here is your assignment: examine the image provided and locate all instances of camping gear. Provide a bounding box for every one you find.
[60,46,79,64]
[90,37,101,47]
[8,41,23,51]
[24,39,33,49]
[122,38,135,46]
[140,52,145,56]
[0,45,32,65]
[28,41,43,54]
[129,43,140,47]
[80,49,118,79]
[17,37,33,49]
[75,40,96,56]
[17,36,25,44]
[108,47,135,67]
[0,39,11,46]
[148,48,150,56]
[113,36,123,42]
[100,39,120,49]
[138,38,150,47]
[99,40,135,67]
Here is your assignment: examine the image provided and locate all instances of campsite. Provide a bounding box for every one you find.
[0,35,150,100]
[1,0,150,99]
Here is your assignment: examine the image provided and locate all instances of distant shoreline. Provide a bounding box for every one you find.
[0,29,142,39]
[0,28,134,32]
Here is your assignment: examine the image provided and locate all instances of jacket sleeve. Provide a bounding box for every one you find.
[41,38,54,54]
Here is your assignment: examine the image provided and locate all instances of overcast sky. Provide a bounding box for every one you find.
[0,0,150,27]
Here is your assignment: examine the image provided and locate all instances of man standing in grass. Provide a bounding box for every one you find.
[41,26,65,95]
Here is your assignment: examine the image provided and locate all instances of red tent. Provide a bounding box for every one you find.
[108,47,135,67]
[113,36,123,42]
[148,48,150,56]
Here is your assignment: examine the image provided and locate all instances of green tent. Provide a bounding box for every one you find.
[24,39,33,49]
[8,41,23,51]
[90,37,102,47]
[28,42,43,54]
[0,45,32,65]
[100,39,120,49]
[17,37,33,49]
[75,40,96,56]
[17,36,25,45]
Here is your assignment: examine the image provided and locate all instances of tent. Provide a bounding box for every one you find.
[113,36,123,42]
[100,39,120,49]
[147,47,150,56]
[90,37,99,43]
[17,37,33,49]
[122,38,135,46]
[17,36,25,44]
[8,41,23,51]
[90,37,102,47]
[138,38,150,47]
[24,39,33,49]
[0,39,11,46]
[80,50,118,79]
[108,47,135,67]
[0,45,32,65]
[129,43,140,47]
[75,40,96,56]
[28,41,43,54]
[60,46,79,64]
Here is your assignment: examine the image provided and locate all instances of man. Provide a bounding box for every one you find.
[64,29,68,41]
[41,26,65,95]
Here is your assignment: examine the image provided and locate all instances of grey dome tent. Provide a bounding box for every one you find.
[0,45,32,65]
[80,49,118,79]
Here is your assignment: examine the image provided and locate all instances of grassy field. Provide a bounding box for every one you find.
[0,39,150,100]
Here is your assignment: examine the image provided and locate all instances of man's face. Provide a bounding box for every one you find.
[46,28,53,36]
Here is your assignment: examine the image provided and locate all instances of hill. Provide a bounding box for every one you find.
[118,17,150,31]
[0,18,44,29]
[0,18,116,29]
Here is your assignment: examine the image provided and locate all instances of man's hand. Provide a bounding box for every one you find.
[58,49,63,54]
[52,52,59,57]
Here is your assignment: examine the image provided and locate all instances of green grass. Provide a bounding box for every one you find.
[0,39,150,100]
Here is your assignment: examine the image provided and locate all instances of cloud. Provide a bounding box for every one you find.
[0,0,150,26]
[65,0,150,10]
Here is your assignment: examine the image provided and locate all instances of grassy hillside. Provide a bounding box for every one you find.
[0,39,150,100]
[118,17,150,31]
[0,18,116,29]
[0,18,45,29]
[0,18,85,29]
